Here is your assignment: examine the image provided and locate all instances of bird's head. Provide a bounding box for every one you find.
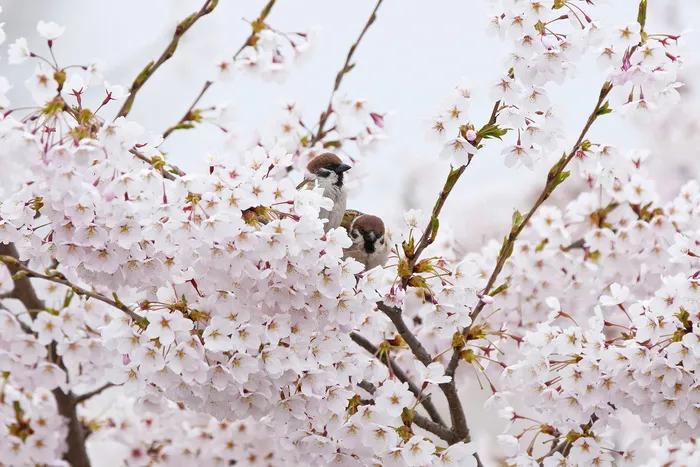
[349,214,386,254]
[297,152,352,190]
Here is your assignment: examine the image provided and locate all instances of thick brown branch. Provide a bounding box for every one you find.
[310,0,384,146]
[350,331,446,427]
[0,252,139,322]
[116,0,220,119]
[356,380,459,444]
[54,388,91,467]
[377,303,434,367]
[376,302,472,443]
[0,243,91,466]
[161,0,278,140]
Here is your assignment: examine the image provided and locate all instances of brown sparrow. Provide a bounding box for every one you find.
[296,152,351,232]
[341,209,390,270]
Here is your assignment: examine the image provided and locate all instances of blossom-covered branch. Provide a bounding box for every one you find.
[350,331,446,426]
[0,251,139,321]
[356,380,459,444]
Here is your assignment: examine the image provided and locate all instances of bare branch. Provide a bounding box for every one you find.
[310,0,385,146]
[350,331,446,427]
[75,383,117,404]
[161,0,278,140]
[116,0,220,119]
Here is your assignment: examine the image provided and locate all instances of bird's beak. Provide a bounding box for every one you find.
[334,164,352,174]
[296,179,312,190]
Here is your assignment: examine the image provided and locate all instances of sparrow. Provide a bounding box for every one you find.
[341,209,390,270]
[296,152,351,232]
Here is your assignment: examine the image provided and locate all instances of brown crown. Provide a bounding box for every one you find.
[306,152,343,173]
[353,214,385,236]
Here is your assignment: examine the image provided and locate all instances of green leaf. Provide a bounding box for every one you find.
[637,0,648,31]
[428,216,439,243]
[491,282,509,296]
[498,235,514,260]
[551,170,571,191]
[343,63,356,74]
[594,100,613,117]
[512,210,523,229]
[444,166,463,192]
[477,123,510,141]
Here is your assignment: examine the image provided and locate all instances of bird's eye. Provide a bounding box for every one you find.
[326,163,335,170]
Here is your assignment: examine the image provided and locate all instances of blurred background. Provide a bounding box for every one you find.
[1,0,699,463]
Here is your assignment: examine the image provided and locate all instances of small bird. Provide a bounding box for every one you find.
[341,209,390,270]
[296,152,351,232]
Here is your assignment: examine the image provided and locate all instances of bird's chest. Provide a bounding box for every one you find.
[321,184,343,203]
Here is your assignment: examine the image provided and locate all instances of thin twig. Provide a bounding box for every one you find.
[310,0,385,146]
[129,148,179,181]
[161,0,278,140]
[116,0,220,119]
[403,100,501,290]
[75,383,117,404]
[356,380,459,444]
[0,253,139,321]
[444,82,614,381]
[350,331,446,427]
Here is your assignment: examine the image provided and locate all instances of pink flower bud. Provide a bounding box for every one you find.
[466,129,477,141]
[479,294,494,304]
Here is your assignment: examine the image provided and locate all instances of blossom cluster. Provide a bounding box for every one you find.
[0,14,477,467]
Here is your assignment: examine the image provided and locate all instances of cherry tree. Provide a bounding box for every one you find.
[0,0,695,466]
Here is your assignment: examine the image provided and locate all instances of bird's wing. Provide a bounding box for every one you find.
[341,209,364,231]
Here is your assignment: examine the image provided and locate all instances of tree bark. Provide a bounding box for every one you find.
[0,243,92,467]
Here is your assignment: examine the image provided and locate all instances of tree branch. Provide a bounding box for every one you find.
[0,252,139,322]
[356,380,459,444]
[444,82,614,381]
[377,303,434,367]
[310,0,385,146]
[402,100,501,290]
[75,383,117,404]
[115,0,220,119]
[350,331,446,427]
[129,148,180,181]
[161,0,278,140]
[376,302,473,444]
[0,243,91,467]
